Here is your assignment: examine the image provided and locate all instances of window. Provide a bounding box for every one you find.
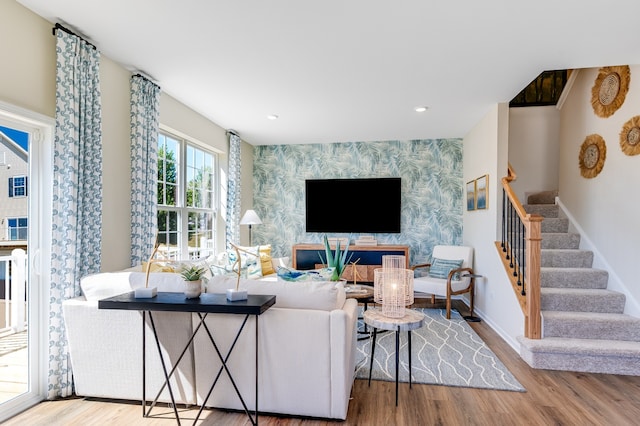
[8,176,27,197]
[157,131,217,260]
[7,217,28,240]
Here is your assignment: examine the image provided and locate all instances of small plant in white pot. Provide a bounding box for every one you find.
[179,264,207,299]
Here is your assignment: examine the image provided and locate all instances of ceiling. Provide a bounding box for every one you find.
[16,0,640,146]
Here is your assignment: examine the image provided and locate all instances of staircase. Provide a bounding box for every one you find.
[517,191,640,375]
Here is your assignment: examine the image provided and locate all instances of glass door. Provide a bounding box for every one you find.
[0,102,52,421]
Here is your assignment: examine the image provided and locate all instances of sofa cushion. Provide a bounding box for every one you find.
[80,271,186,301]
[206,275,346,311]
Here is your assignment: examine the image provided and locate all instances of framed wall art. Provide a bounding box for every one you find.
[476,174,488,210]
[466,180,476,211]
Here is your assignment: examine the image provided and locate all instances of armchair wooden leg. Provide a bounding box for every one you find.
[446,297,451,319]
[431,295,435,304]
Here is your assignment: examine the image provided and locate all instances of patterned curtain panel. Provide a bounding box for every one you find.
[130,75,161,265]
[49,29,103,398]
[225,132,241,248]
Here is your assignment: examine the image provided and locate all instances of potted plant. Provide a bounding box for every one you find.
[319,235,353,282]
[179,264,207,298]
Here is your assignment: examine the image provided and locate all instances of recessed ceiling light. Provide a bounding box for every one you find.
[267,114,279,120]
[414,106,428,112]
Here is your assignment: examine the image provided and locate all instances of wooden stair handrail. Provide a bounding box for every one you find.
[498,163,542,339]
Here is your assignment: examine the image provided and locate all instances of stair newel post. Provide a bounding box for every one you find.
[525,214,543,339]
[519,218,525,294]
[501,188,507,252]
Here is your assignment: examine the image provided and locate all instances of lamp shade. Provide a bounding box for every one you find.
[240,209,262,225]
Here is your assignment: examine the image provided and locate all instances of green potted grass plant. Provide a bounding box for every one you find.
[179,264,207,298]
[319,235,353,282]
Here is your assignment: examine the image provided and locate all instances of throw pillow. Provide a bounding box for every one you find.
[208,247,263,280]
[429,258,463,280]
[239,244,275,276]
[276,266,335,282]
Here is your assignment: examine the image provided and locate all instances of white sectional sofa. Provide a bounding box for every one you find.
[62,271,358,420]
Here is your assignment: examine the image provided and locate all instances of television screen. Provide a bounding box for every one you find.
[305,178,401,233]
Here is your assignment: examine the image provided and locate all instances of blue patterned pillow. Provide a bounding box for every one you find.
[209,247,263,280]
[276,266,335,282]
[429,258,463,280]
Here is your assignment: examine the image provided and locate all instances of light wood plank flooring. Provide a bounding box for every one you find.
[6,300,640,425]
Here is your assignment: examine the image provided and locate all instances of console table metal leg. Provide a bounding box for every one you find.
[408,330,412,389]
[368,328,378,387]
[255,314,259,425]
[395,327,400,406]
[147,312,181,424]
[142,311,146,417]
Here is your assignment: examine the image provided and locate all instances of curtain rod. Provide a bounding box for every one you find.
[52,23,97,50]
[132,73,161,90]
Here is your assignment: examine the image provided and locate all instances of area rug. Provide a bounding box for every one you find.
[355,308,525,392]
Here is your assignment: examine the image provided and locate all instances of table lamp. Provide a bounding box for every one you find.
[374,255,414,318]
[240,209,262,246]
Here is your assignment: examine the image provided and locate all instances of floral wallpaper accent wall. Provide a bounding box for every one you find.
[252,139,463,265]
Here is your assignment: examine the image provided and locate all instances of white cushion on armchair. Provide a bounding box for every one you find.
[413,245,474,296]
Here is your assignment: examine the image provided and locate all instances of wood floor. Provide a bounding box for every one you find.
[6,300,640,425]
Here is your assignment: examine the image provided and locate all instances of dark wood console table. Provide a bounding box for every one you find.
[292,244,410,283]
[99,291,276,425]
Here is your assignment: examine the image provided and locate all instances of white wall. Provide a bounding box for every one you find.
[0,1,55,118]
[508,106,560,201]
[559,66,640,314]
[0,1,244,272]
[463,103,524,350]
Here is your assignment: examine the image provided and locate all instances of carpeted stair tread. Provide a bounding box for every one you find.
[540,288,625,313]
[540,267,609,289]
[542,311,640,341]
[541,218,569,233]
[518,336,640,375]
[523,204,559,218]
[526,190,557,205]
[541,233,580,249]
[541,249,593,268]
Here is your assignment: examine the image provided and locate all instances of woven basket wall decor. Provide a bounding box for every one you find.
[591,65,630,118]
[620,116,640,156]
[579,134,606,179]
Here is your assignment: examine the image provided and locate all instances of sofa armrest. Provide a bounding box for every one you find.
[330,298,358,419]
[62,298,196,404]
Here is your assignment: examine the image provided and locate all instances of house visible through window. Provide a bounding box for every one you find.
[7,217,28,240]
[8,176,27,197]
[157,131,217,260]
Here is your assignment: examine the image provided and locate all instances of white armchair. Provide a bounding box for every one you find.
[411,245,475,319]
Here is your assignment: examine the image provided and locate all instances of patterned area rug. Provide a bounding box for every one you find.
[355,308,525,392]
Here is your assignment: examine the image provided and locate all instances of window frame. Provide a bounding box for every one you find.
[6,217,28,241]
[8,175,27,198]
[157,128,219,260]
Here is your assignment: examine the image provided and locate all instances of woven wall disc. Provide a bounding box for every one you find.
[591,65,630,118]
[579,134,606,178]
[620,116,640,156]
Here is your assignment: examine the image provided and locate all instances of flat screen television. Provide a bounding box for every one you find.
[305,178,401,233]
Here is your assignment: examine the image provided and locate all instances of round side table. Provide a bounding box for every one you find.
[345,285,375,340]
[364,308,426,406]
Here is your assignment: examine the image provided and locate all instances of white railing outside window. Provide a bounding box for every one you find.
[0,249,27,334]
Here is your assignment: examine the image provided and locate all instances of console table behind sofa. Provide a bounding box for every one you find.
[292,244,410,283]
